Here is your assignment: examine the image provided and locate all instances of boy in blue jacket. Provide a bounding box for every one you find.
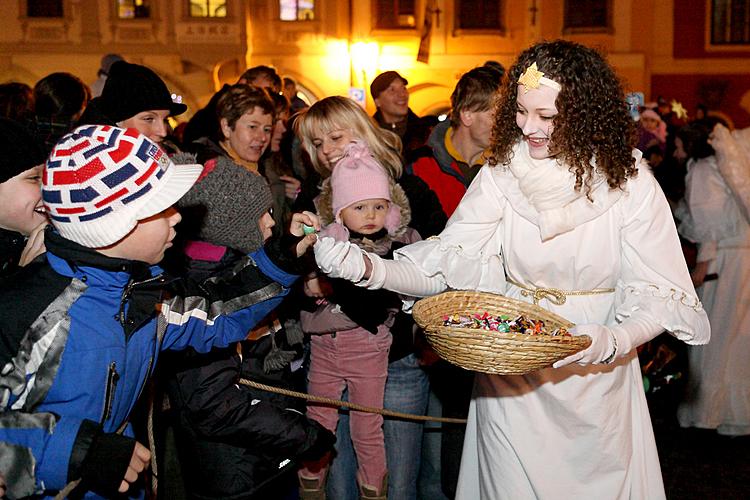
[0,124,322,499]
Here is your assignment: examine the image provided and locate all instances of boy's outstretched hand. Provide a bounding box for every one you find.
[289,211,320,257]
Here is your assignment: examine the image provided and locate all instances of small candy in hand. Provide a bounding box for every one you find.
[303,224,316,235]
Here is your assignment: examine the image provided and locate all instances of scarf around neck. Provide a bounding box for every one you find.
[505,141,633,240]
[221,140,259,174]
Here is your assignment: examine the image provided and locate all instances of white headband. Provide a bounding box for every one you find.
[518,62,562,93]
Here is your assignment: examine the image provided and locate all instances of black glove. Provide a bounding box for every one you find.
[298,419,336,462]
[68,420,137,498]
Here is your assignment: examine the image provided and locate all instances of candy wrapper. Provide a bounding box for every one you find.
[442,312,570,336]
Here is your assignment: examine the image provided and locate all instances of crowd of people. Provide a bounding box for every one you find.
[0,39,745,500]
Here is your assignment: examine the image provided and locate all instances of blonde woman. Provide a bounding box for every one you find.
[295,96,445,500]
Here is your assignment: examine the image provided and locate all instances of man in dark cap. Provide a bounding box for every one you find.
[370,70,422,159]
[79,61,186,145]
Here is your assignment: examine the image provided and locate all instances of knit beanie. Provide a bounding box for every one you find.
[177,155,273,254]
[99,62,187,123]
[43,125,203,247]
[0,118,47,183]
[330,141,401,233]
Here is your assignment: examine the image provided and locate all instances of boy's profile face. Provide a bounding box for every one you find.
[98,207,181,264]
[340,198,389,235]
[0,165,46,235]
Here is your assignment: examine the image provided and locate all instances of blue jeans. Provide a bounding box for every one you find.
[327,354,430,500]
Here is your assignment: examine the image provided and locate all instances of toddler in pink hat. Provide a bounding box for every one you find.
[298,141,421,498]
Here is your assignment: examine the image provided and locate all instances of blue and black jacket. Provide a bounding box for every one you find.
[0,229,298,499]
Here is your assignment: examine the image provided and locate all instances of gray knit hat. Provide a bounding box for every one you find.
[178,155,273,253]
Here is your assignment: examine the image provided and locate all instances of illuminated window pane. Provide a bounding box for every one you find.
[117,0,151,19]
[28,0,63,17]
[189,0,227,18]
[280,0,315,21]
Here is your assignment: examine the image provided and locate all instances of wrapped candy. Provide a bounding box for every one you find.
[442,312,570,336]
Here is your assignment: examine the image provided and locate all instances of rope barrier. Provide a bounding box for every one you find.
[238,378,468,424]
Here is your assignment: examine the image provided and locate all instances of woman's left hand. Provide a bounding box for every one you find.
[552,323,617,368]
[290,211,320,257]
[281,175,302,200]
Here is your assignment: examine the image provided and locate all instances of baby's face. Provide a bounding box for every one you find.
[339,198,389,235]
[0,165,46,235]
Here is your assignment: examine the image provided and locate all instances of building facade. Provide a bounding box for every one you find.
[1,1,748,127]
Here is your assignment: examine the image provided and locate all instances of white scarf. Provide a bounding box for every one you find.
[504,141,632,240]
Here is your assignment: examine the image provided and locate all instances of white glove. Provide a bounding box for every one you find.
[553,311,663,368]
[553,323,618,368]
[313,237,366,282]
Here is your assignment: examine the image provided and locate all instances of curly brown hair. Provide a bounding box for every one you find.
[489,40,637,196]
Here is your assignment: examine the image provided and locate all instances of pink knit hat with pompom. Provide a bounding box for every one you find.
[330,141,401,234]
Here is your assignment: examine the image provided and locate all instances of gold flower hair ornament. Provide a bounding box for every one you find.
[518,62,562,94]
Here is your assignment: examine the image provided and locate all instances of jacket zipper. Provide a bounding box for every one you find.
[118,274,165,326]
[100,361,119,424]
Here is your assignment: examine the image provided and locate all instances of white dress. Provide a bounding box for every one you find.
[677,156,750,436]
[394,143,710,499]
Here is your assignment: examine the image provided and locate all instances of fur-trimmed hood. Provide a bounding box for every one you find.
[316,176,412,240]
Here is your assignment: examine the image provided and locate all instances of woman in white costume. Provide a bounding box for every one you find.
[314,40,710,499]
[675,119,750,436]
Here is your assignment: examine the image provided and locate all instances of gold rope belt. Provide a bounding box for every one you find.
[506,277,615,305]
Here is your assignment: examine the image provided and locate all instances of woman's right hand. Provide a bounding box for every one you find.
[314,237,368,282]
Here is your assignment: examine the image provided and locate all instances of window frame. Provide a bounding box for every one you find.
[278,0,316,22]
[452,0,506,36]
[706,0,750,49]
[371,0,417,31]
[562,0,613,35]
[187,0,229,19]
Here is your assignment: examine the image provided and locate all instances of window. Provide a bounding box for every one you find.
[117,0,150,19]
[455,1,503,31]
[27,0,63,17]
[711,0,750,45]
[563,0,610,32]
[189,0,226,18]
[373,0,416,29]
[280,0,315,21]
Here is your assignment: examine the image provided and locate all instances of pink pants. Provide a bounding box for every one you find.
[301,327,391,488]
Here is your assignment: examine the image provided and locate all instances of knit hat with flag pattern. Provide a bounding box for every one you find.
[43,125,203,248]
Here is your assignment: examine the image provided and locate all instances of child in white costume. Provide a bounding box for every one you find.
[313,40,710,499]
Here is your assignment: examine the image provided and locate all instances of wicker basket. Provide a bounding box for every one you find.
[412,290,590,375]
